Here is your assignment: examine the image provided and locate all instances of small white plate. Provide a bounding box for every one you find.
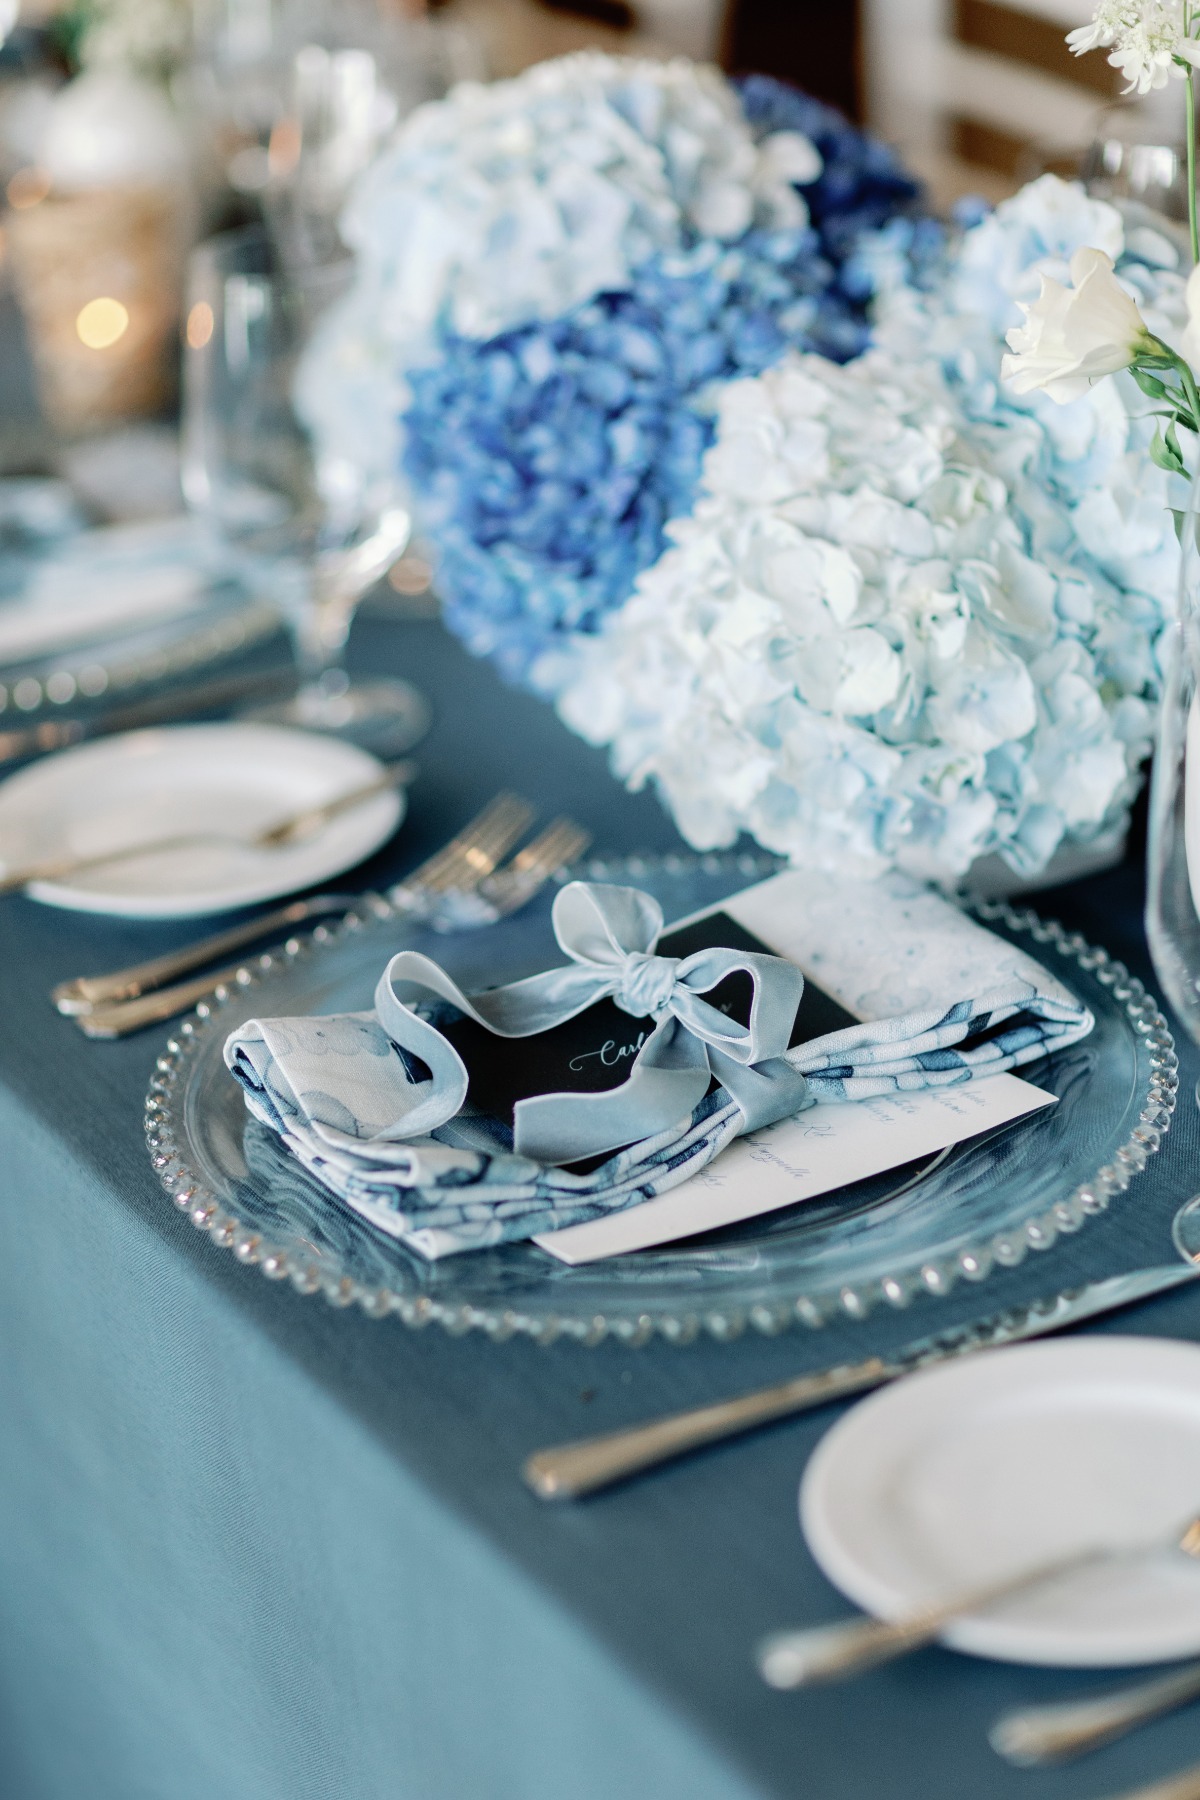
[0,722,404,918]
[800,1336,1200,1667]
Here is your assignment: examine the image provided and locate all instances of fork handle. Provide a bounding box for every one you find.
[523,1359,893,1500]
[990,1663,1200,1766]
[76,958,283,1036]
[1102,1762,1200,1800]
[758,1549,1104,1687]
[74,886,424,1037]
[54,894,358,1011]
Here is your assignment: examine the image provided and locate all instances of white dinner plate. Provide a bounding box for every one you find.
[0,722,404,918]
[800,1336,1200,1667]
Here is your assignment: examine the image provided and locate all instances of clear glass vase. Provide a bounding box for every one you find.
[1145,474,1200,1258]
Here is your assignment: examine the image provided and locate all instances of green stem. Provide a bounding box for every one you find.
[1189,65,1199,266]
[1180,357,1200,434]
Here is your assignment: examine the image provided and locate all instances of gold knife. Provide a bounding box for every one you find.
[524,1264,1200,1500]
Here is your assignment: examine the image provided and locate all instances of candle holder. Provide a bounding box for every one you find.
[6,181,184,437]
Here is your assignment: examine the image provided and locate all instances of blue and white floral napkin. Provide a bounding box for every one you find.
[225,871,1093,1259]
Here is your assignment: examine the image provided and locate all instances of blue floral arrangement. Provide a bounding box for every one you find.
[298,54,924,689]
[404,84,921,688]
[557,177,1189,885]
[403,229,866,685]
[401,85,923,688]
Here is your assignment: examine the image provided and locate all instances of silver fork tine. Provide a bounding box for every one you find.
[56,793,534,1018]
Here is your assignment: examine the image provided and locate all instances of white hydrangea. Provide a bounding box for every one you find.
[342,51,814,346]
[296,51,819,506]
[1067,2,1199,96]
[556,178,1185,885]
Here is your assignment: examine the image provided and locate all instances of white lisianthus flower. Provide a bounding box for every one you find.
[1067,1,1197,96]
[1001,247,1153,403]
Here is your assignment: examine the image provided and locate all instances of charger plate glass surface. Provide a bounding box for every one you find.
[0,505,280,719]
[147,853,1178,1346]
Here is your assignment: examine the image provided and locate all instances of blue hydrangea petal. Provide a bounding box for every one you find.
[401,78,925,689]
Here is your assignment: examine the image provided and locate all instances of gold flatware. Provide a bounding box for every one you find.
[522,1265,1200,1501]
[71,811,585,1038]
[2,760,417,897]
[990,1660,1200,1766]
[757,1513,1200,1689]
[52,790,533,1013]
[54,893,371,1013]
[443,818,593,924]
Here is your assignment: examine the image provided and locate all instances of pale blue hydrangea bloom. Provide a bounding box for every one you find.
[556,178,1186,885]
[295,52,819,508]
[397,78,924,688]
[403,229,868,689]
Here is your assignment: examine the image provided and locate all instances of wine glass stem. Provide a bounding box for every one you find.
[290,582,355,692]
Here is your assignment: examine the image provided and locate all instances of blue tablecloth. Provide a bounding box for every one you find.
[3,611,1200,1800]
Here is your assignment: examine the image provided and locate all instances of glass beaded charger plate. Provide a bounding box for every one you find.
[0,502,280,720]
[147,852,1178,1347]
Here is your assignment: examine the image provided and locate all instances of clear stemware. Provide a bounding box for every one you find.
[189,0,484,249]
[181,224,428,748]
[1081,101,1191,224]
[1146,468,1200,1256]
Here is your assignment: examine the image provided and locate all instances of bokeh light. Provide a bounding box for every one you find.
[186,301,214,349]
[75,297,130,350]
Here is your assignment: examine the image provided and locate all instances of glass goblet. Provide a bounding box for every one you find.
[181,225,428,748]
[1146,471,1200,1258]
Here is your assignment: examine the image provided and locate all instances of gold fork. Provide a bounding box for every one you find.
[2,760,418,898]
[71,813,587,1039]
[54,792,533,1017]
[430,818,593,928]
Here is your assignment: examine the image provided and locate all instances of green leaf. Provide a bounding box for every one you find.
[1170,509,1200,551]
[1151,424,1187,473]
[1168,418,1187,464]
[1132,367,1170,400]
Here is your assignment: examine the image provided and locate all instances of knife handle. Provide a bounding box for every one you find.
[990,1661,1200,1766]
[522,1358,894,1500]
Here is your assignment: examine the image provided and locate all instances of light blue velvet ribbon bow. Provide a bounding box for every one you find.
[372,881,810,1165]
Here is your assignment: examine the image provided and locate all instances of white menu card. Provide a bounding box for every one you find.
[535,869,1063,1264]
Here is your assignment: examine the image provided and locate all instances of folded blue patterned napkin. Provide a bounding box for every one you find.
[224,875,1093,1258]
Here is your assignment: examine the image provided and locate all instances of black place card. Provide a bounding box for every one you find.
[439,910,855,1132]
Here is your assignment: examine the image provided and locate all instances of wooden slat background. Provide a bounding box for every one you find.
[861,0,1121,206]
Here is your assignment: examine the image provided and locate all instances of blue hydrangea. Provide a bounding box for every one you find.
[734,76,921,274]
[554,177,1189,886]
[402,83,925,690]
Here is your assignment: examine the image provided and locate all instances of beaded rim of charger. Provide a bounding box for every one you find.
[0,598,280,718]
[143,856,1180,1347]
